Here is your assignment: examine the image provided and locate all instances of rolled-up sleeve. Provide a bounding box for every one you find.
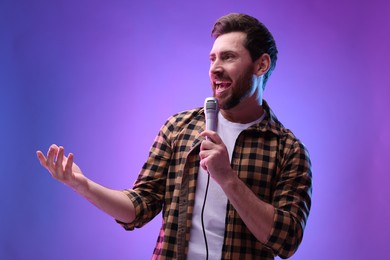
[116,120,174,230]
[264,140,312,258]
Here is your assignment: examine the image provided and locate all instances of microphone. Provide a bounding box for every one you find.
[204,97,218,132]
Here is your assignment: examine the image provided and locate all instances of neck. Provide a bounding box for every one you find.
[220,96,264,124]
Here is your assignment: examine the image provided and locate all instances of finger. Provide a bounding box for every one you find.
[47,144,59,157]
[36,151,48,167]
[199,150,207,160]
[200,130,223,144]
[46,146,55,169]
[47,145,60,173]
[200,139,214,152]
[200,159,208,171]
[55,146,65,170]
[65,153,74,173]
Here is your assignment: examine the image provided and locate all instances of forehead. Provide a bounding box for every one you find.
[210,31,247,55]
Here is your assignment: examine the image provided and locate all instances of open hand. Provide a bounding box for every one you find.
[36,144,85,189]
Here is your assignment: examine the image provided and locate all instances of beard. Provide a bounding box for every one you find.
[215,65,254,110]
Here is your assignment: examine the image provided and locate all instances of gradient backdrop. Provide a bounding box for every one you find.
[1,0,389,259]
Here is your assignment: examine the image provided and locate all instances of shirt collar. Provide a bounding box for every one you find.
[249,99,285,136]
[200,99,284,136]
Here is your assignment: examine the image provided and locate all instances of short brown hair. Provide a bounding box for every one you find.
[211,13,278,86]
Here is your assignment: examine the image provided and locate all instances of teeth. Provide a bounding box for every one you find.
[215,81,228,85]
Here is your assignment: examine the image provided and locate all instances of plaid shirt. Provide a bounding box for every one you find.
[118,100,312,259]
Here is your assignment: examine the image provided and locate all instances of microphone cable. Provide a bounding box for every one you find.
[201,173,210,260]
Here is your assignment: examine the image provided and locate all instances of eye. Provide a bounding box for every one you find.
[222,53,235,61]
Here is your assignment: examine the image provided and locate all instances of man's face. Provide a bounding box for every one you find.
[209,32,255,110]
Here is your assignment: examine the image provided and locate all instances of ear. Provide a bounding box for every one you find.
[253,53,271,77]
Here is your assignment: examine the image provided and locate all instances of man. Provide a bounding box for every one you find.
[37,13,312,259]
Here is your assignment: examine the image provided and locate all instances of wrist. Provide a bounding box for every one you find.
[219,169,240,193]
[69,175,89,195]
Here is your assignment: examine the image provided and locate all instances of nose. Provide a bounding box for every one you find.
[209,59,223,75]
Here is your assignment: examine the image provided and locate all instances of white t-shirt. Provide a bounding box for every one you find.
[187,111,265,259]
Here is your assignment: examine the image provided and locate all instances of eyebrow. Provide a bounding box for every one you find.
[209,50,237,58]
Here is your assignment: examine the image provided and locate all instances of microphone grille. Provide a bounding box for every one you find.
[205,98,217,110]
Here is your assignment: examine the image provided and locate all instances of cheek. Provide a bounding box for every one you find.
[222,66,237,79]
[228,62,249,79]
[231,68,247,82]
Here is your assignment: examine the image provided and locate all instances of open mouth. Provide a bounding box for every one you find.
[215,81,232,95]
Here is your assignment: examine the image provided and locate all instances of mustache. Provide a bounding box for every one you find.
[211,74,231,82]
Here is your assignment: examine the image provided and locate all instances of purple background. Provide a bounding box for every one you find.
[1,0,389,259]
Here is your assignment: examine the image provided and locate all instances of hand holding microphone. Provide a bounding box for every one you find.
[200,97,234,184]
